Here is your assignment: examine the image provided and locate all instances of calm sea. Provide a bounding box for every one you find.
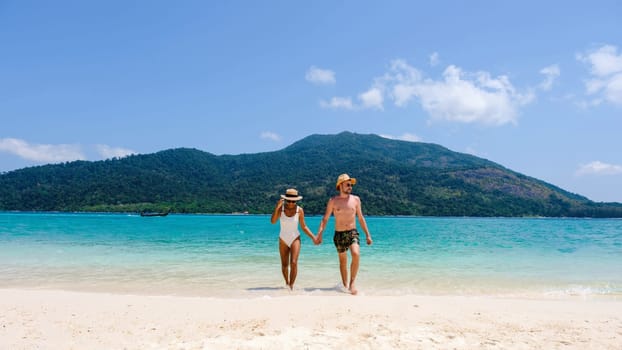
[1,212,621,299]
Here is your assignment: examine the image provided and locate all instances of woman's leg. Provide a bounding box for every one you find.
[279,239,290,287]
[288,237,301,289]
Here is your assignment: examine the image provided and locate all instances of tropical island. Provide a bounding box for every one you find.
[1,132,621,217]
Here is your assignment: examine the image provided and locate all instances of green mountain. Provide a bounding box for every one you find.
[1,132,621,217]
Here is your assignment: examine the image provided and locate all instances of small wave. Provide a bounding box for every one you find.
[544,284,622,298]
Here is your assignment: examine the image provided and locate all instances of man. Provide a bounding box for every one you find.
[316,174,372,295]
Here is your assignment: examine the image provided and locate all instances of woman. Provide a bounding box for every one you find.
[270,188,316,290]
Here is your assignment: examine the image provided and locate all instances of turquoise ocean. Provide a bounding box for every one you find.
[1,212,621,299]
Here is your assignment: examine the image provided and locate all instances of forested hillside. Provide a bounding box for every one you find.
[1,132,621,217]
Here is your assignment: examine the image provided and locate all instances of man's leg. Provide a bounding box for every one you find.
[338,251,348,290]
[348,243,361,295]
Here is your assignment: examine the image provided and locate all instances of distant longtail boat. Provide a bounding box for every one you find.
[140,211,169,217]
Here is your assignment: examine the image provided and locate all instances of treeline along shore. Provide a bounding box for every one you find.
[1,132,621,217]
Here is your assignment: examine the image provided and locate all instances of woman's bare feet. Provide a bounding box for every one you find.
[349,281,358,295]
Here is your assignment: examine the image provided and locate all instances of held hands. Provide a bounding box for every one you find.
[313,233,323,245]
[310,234,318,245]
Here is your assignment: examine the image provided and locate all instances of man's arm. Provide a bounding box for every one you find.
[356,197,372,245]
[316,198,334,244]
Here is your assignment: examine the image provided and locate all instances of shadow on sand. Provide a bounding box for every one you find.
[246,286,347,293]
[245,286,288,292]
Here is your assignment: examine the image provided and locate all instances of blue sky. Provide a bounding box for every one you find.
[1,1,621,202]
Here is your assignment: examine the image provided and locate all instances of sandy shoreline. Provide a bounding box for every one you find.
[1,289,621,349]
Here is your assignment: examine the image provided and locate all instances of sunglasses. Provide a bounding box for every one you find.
[285,200,296,203]
[343,183,353,187]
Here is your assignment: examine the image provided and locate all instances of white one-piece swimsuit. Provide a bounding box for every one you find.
[279,206,300,247]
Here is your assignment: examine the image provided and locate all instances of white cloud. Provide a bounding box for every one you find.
[585,78,607,95]
[465,146,478,156]
[320,97,354,110]
[373,60,532,125]
[260,131,281,141]
[429,52,440,66]
[358,88,384,110]
[380,133,422,142]
[605,73,622,104]
[539,64,560,91]
[578,45,622,77]
[305,66,336,85]
[312,57,536,126]
[383,59,423,106]
[388,59,423,85]
[577,45,622,106]
[0,138,85,163]
[409,65,533,125]
[96,144,136,159]
[576,161,622,176]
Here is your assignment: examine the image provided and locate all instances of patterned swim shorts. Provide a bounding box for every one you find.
[333,229,360,253]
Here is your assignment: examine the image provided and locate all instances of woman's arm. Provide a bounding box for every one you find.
[270,199,283,224]
[298,207,316,241]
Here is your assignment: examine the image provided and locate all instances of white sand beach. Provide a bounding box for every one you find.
[1,289,621,349]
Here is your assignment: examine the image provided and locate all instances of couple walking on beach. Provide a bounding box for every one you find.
[270,173,373,295]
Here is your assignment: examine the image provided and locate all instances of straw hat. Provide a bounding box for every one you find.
[335,173,357,190]
[280,188,303,201]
